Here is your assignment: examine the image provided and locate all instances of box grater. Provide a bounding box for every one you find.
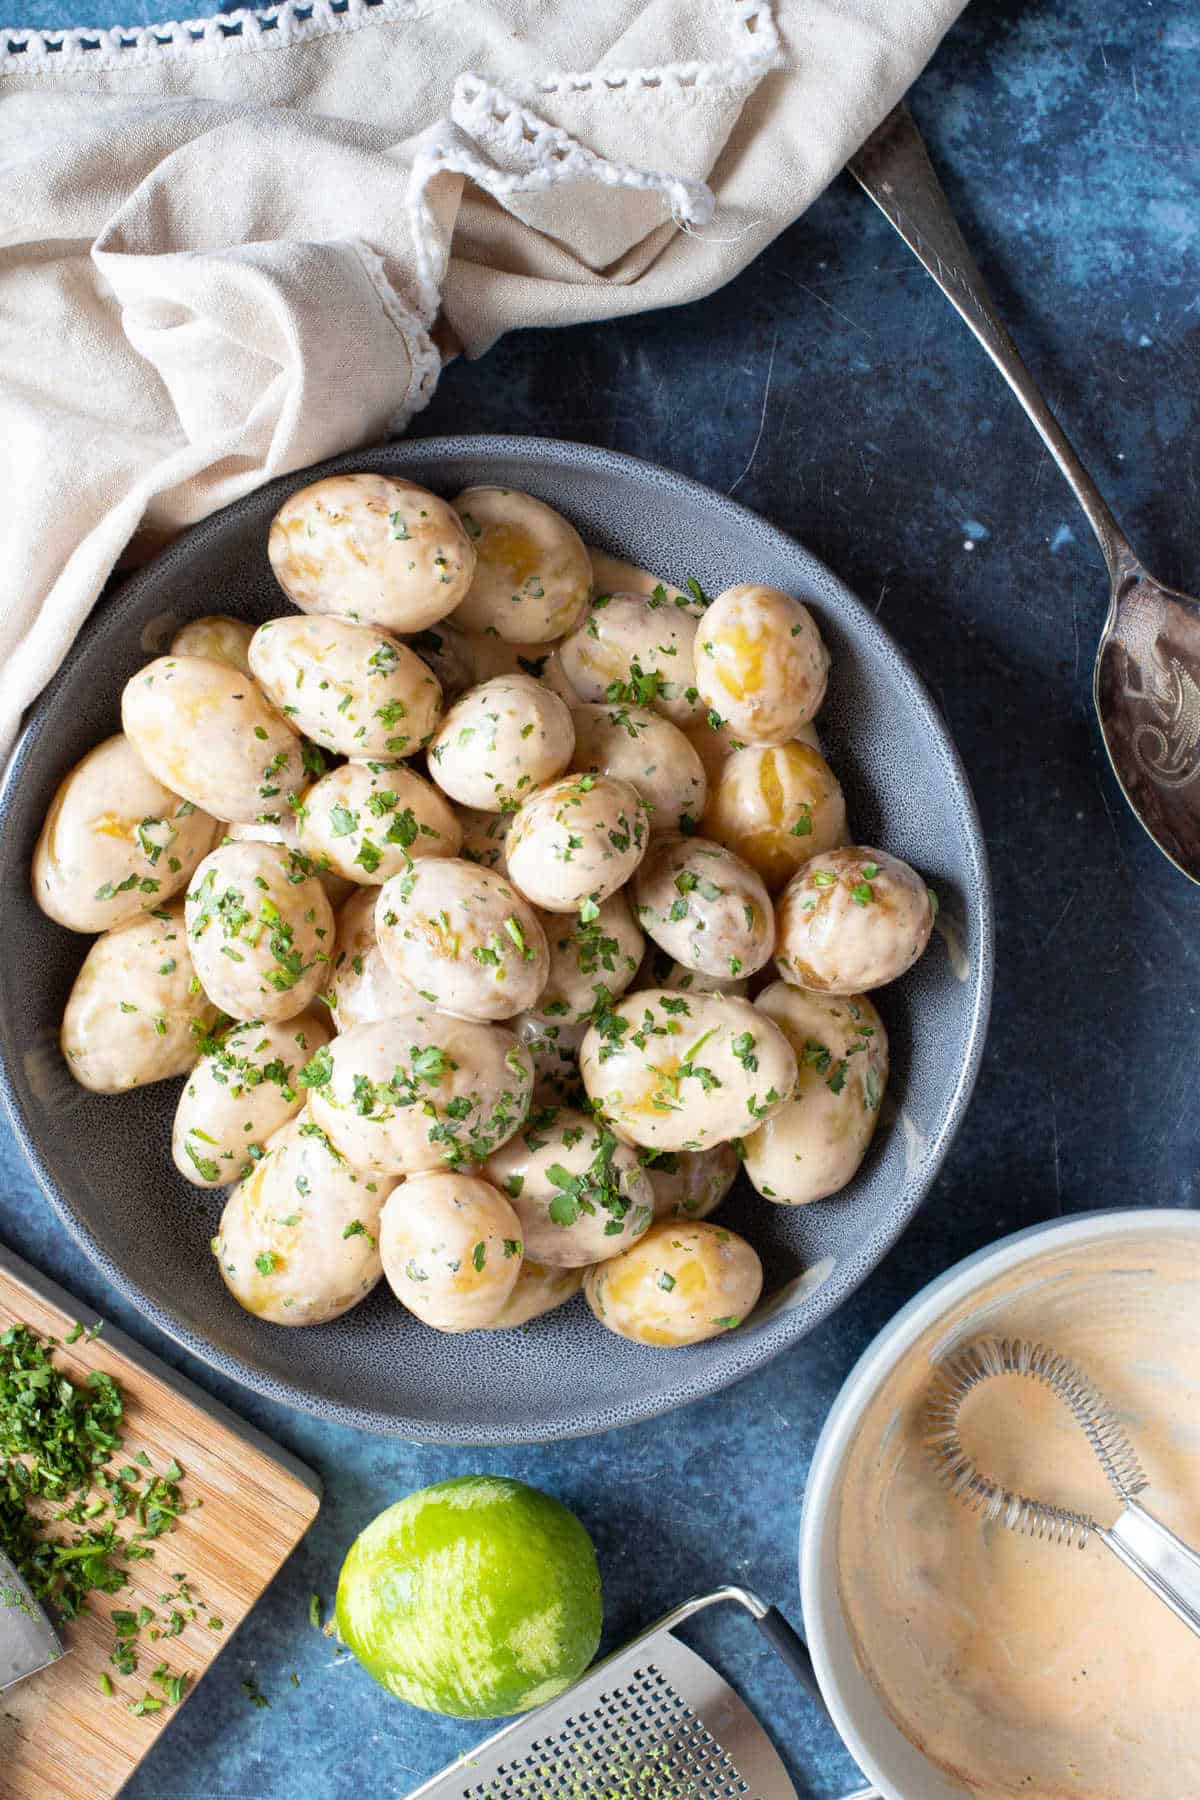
[407,1587,881,1800]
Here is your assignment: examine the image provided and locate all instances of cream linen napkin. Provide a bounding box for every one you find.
[0,0,966,753]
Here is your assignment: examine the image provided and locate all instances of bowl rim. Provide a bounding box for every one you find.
[0,432,995,1439]
[797,1205,1200,1794]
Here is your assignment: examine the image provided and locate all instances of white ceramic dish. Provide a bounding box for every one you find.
[797,1207,1200,1800]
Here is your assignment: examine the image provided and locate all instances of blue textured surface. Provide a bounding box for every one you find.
[2,2,1199,1797]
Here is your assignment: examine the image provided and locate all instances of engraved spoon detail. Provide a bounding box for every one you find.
[849,105,1200,883]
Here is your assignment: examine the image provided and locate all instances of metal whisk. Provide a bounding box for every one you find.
[925,1336,1200,1640]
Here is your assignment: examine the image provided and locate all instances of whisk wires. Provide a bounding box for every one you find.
[924,1336,1148,1550]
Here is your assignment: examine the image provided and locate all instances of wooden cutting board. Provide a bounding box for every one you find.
[0,1243,321,1799]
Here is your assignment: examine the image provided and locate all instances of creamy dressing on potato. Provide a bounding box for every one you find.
[479,1259,583,1329]
[742,984,888,1205]
[169,614,254,675]
[506,773,649,913]
[33,734,218,933]
[485,1106,654,1267]
[450,487,591,642]
[306,1010,533,1175]
[569,703,706,835]
[269,474,476,631]
[249,615,442,763]
[185,840,334,1023]
[632,835,774,980]
[775,846,934,994]
[173,1011,330,1187]
[643,1143,739,1221]
[380,1171,524,1331]
[427,673,574,812]
[535,892,644,1023]
[704,739,848,893]
[328,887,417,1031]
[694,584,829,745]
[584,1219,763,1346]
[374,859,548,1021]
[558,591,705,728]
[299,761,461,884]
[214,1114,391,1325]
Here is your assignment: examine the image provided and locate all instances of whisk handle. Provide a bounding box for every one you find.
[752,1605,825,1705]
[1103,1502,1200,1641]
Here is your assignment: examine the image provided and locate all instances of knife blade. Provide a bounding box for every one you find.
[0,1546,63,1690]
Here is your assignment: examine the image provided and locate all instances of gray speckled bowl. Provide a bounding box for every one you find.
[0,437,992,1441]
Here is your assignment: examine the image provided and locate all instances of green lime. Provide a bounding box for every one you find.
[335,1474,603,1718]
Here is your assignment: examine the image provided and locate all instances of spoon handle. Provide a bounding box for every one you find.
[848,105,1133,583]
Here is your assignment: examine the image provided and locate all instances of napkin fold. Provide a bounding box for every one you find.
[0,0,965,752]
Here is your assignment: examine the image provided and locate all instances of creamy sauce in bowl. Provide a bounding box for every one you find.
[837,1229,1200,1799]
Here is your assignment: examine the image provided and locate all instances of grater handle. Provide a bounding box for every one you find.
[752,1605,824,1706]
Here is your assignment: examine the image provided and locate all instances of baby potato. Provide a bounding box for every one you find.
[457,630,578,704]
[643,1144,739,1220]
[584,1220,763,1346]
[559,592,704,728]
[457,807,512,875]
[485,1108,654,1267]
[479,1260,583,1330]
[299,762,461,884]
[172,1012,331,1187]
[33,734,218,933]
[635,942,749,999]
[185,842,334,1022]
[400,622,478,702]
[450,487,591,643]
[248,615,442,763]
[511,1011,587,1105]
[686,715,823,788]
[427,675,574,812]
[570,704,706,836]
[374,860,548,1021]
[61,901,218,1093]
[213,1115,391,1326]
[743,984,888,1205]
[306,1010,533,1174]
[268,474,476,632]
[776,846,935,994]
[694,585,829,746]
[122,655,308,824]
[579,988,796,1152]
[506,774,649,914]
[224,805,354,909]
[703,740,848,894]
[169,614,254,675]
[328,888,416,1031]
[536,892,644,1025]
[633,836,774,980]
[380,1172,523,1331]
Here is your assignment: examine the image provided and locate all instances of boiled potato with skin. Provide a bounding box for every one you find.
[569,704,706,836]
[427,675,574,812]
[506,774,649,914]
[185,842,334,1022]
[479,1260,583,1329]
[122,655,308,825]
[457,807,512,875]
[703,740,848,894]
[776,847,934,995]
[635,941,749,999]
[694,585,829,746]
[374,860,548,1022]
[450,487,591,643]
[172,1011,331,1187]
[579,988,796,1152]
[400,621,477,702]
[299,762,461,885]
[328,888,416,1031]
[686,715,822,788]
[458,631,579,705]
[632,836,774,980]
[511,1012,587,1105]
[224,805,354,909]
[268,474,476,632]
[584,1220,763,1346]
[743,984,888,1205]
[643,1144,739,1221]
[248,615,442,763]
[213,1115,391,1325]
[485,1108,654,1267]
[306,1009,532,1175]
[33,735,218,933]
[380,1172,523,1331]
[559,592,704,728]
[536,892,643,1024]
[169,615,254,675]
[61,901,218,1093]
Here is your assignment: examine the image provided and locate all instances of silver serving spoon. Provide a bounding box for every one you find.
[849,105,1200,884]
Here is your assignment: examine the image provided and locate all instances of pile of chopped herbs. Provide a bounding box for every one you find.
[0,1320,206,1709]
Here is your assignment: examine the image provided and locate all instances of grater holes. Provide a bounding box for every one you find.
[462,1665,752,1798]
